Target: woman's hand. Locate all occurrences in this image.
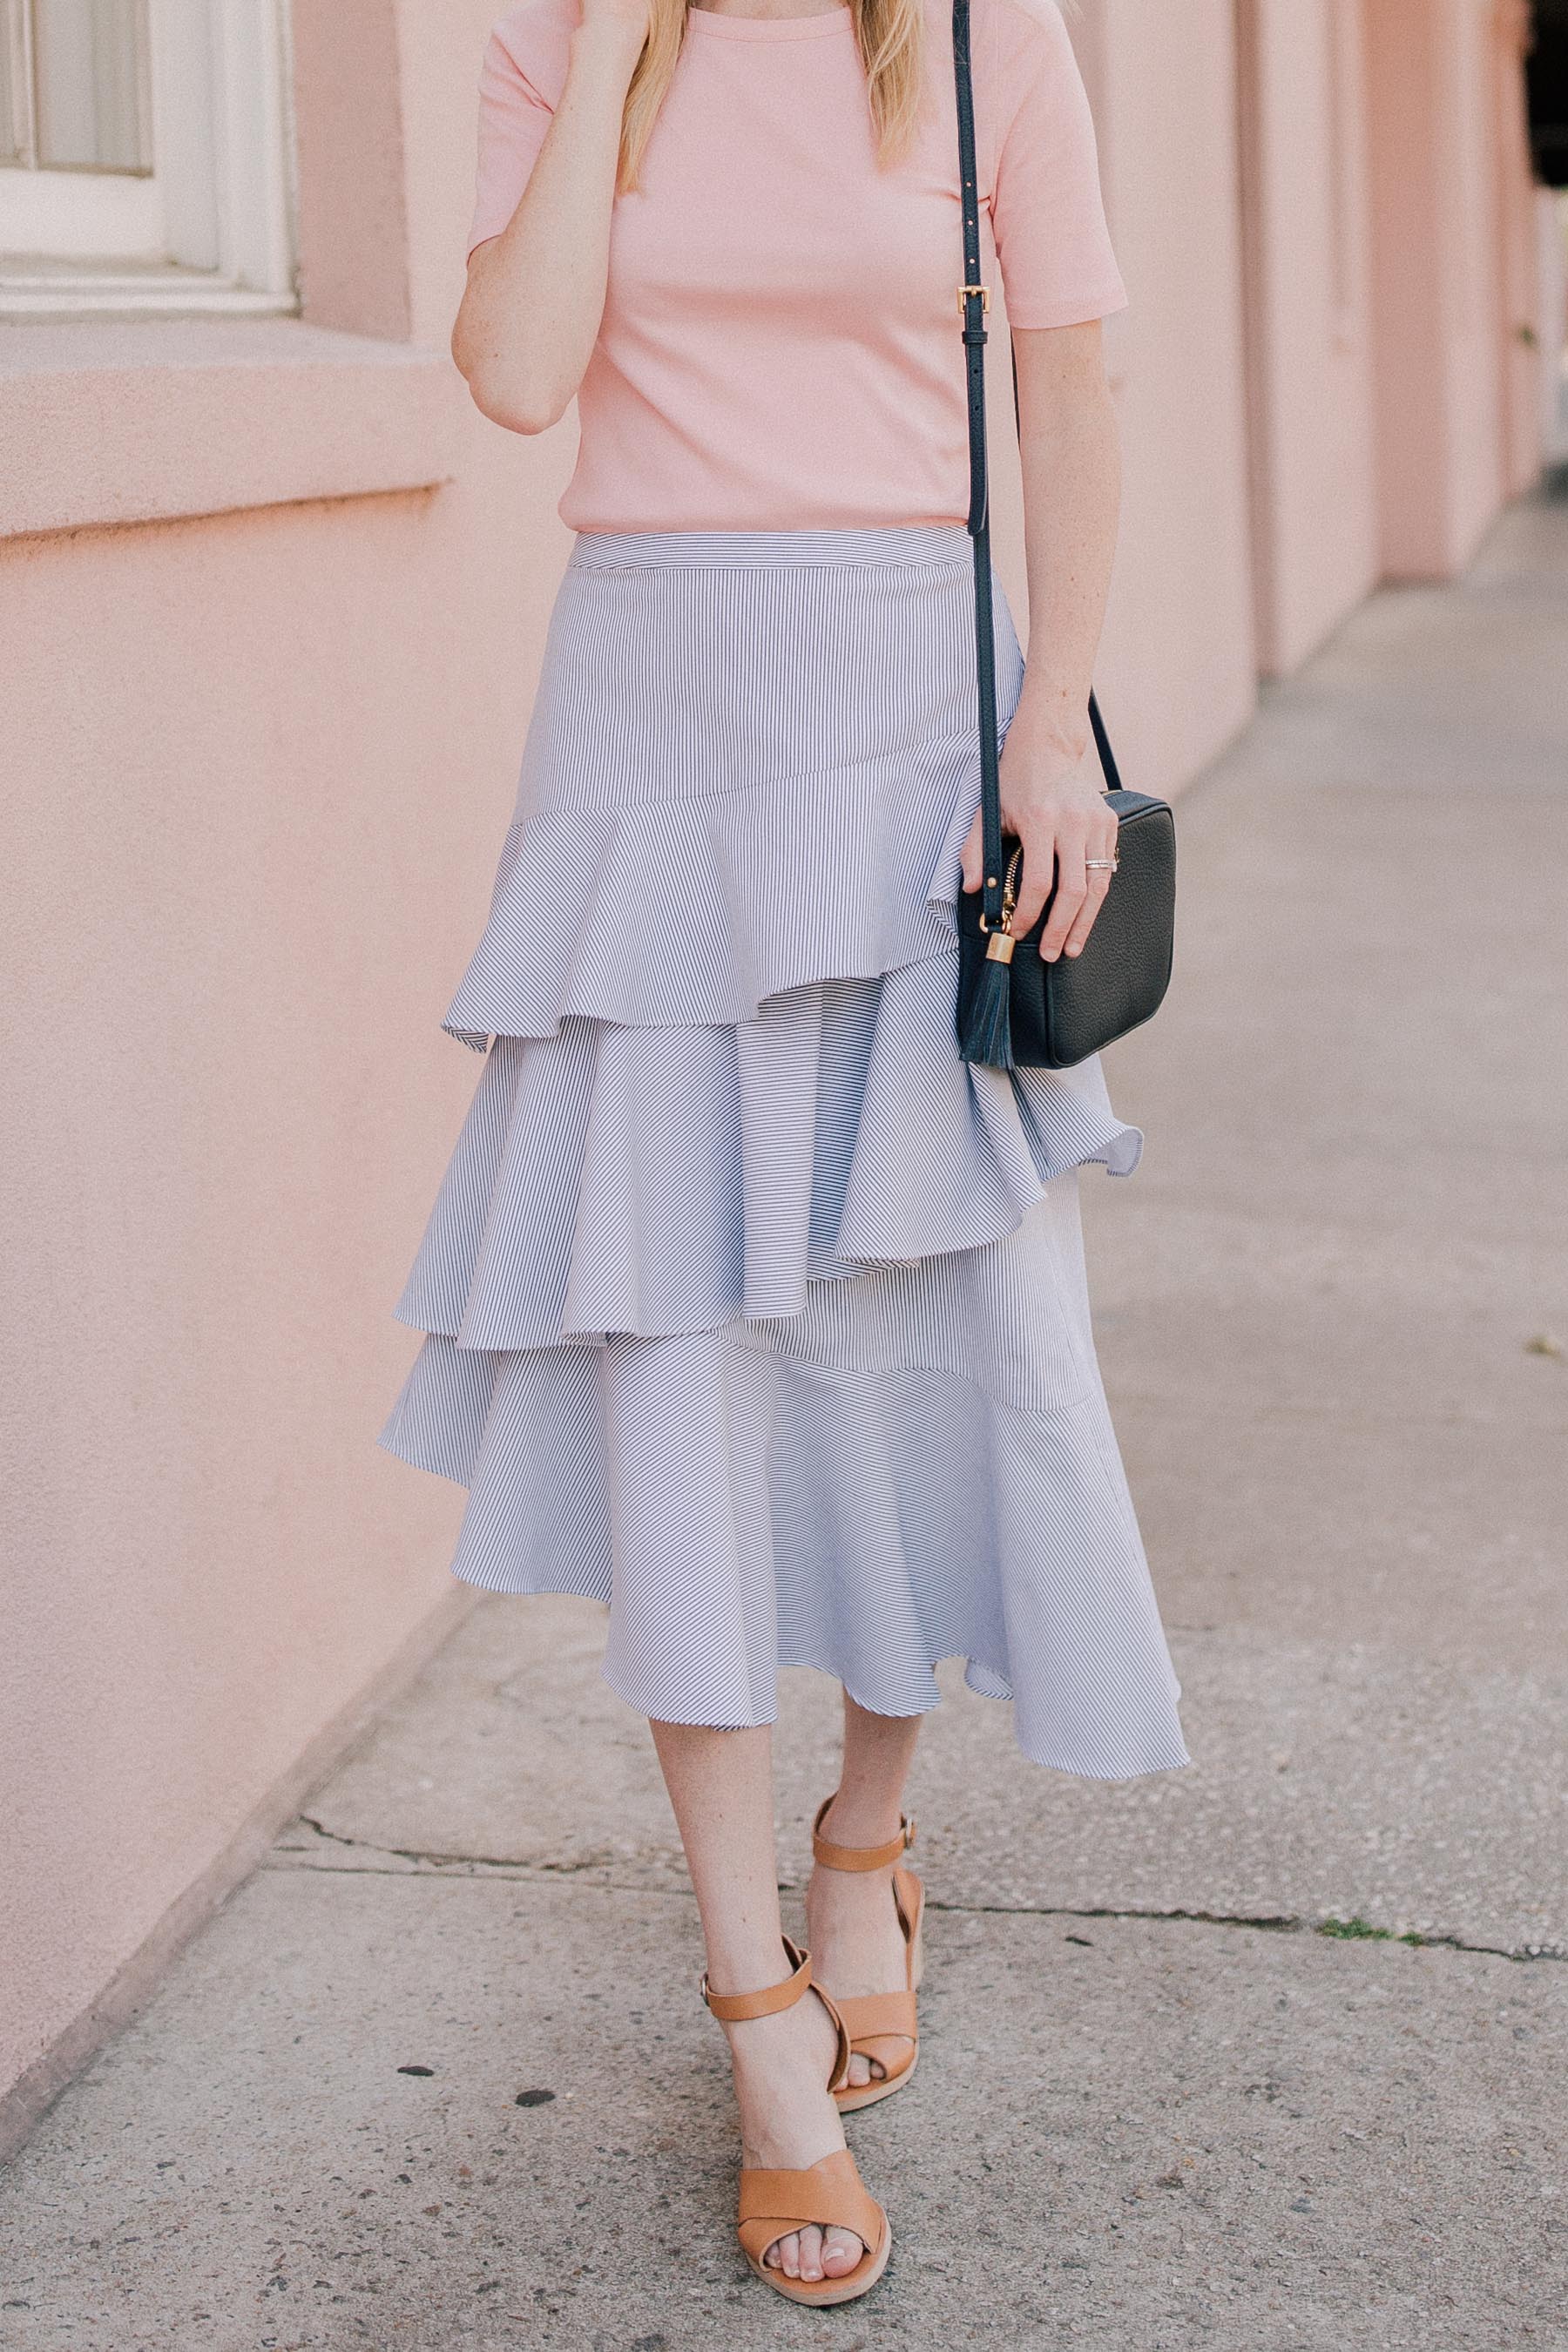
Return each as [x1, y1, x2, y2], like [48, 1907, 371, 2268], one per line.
[452, 2, 649, 434]
[960, 720, 1119, 961]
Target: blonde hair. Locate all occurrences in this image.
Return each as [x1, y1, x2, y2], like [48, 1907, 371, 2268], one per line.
[618, 0, 926, 192]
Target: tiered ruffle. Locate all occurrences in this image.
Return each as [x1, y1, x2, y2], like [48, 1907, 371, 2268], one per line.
[399, 965, 1139, 1355]
[380, 527, 1186, 1776]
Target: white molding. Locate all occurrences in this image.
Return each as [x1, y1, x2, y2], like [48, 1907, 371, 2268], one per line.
[0, 160, 164, 255]
[0, 0, 296, 312]
[209, 0, 293, 296]
[0, 265, 293, 313]
[150, 0, 219, 269]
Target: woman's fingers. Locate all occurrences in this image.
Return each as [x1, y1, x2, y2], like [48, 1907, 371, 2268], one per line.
[1060, 804, 1119, 954]
[1014, 803, 1088, 946]
[962, 796, 1119, 961]
[1009, 821, 1054, 936]
[1032, 826, 1085, 957]
[1015, 804, 1119, 956]
[1062, 862, 1113, 956]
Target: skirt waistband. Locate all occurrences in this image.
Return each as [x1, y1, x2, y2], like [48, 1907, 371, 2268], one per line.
[569, 525, 972, 573]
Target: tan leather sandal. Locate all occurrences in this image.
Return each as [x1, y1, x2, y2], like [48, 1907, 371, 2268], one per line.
[809, 1797, 924, 2113]
[701, 1936, 893, 2306]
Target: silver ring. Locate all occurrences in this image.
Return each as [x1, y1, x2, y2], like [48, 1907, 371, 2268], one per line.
[1085, 857, 1119, 871]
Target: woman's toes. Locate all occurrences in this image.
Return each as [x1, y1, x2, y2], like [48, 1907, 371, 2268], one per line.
[766, 2227, 859, 2285]
[846, 2052, 871, 2088]
[821, 2226, 864, 2278]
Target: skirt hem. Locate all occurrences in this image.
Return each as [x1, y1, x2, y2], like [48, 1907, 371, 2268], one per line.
[597, 1642, 1191, 1781]
[371, 1549, 1190, 1782]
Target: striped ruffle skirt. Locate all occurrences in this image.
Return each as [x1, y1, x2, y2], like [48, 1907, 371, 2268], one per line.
[380, 526, 1187, 1778]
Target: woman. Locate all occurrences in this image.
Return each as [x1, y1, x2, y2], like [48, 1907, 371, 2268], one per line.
[382, 0, 1186, 2306]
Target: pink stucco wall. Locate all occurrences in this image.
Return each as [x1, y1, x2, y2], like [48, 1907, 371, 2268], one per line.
[0, 0, 1548, 2147]
[0, 429, 572, 2144]
[1086, 0, 1259, 790]
[1236, 0, 1381, 674]
[0, 0, 574, 2147]
[1363, 0, 1535, 579]
[987, 0, 1258, 790]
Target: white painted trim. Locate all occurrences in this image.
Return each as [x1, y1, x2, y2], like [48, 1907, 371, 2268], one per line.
[150, 0, 219, 269]
[0, 266, 292, 313]
[0, 0, 296, 313]
[209, 0, 294, 297]
[0, 160, 164, 255]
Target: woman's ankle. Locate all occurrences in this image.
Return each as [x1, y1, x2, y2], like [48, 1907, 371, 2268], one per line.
[817, 1788, 906, 1849]
[702, 1934, 799, 2005]
[725, 1998, 847, 2153]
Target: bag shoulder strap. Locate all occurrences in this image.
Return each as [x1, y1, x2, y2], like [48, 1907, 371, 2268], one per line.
[952, 0, 1117, 939]
[953, 0, 1006, 936]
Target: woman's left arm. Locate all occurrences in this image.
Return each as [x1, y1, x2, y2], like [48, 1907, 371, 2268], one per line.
[960, 321, 1121, 959]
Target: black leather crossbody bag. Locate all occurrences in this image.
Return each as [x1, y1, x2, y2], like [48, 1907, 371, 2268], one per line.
[951, 0, 1175, 1071]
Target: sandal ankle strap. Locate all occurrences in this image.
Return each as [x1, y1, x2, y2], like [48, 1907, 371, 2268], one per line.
[700, 1936, 814, 2023]
[811, 1796, 917, 1875]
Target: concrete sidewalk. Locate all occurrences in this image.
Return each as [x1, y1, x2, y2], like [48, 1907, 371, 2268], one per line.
[3, 496, 1565, 2351]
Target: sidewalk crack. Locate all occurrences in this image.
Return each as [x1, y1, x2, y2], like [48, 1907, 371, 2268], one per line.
[272, 1824, 1564, 1963]
[280, 1816, 653, 1878]
[924, 1897, 1565, 1964]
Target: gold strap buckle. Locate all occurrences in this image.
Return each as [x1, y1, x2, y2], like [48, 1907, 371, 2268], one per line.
[956, 282, 991, 319]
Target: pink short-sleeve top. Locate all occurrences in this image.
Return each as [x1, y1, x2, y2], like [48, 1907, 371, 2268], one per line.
[469, 0, 1125, 534]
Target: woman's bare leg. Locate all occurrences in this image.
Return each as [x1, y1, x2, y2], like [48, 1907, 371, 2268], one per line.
[805, 1694, 923, 2090]
[650, 1719, 864, 2283]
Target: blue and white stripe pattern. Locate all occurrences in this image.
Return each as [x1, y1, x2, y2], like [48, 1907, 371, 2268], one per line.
[381, 528, 1188, 1779]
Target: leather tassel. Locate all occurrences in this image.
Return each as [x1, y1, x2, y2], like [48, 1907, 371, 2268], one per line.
[959, 943, 1015, 1069]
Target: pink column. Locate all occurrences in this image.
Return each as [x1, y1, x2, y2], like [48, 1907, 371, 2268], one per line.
[1084, 0, 1259, 794]
[292, 0, 413, 340]
[1494, 0, 1548, 498]
[1234, 0, 1381, 674]
[1362, 0, 1511, 578]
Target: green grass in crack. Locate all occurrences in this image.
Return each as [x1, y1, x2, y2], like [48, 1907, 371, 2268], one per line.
[1318, 1916, 1425, 1946]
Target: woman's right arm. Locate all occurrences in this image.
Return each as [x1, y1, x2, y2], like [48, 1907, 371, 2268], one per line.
[451, 2, 648, 436]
